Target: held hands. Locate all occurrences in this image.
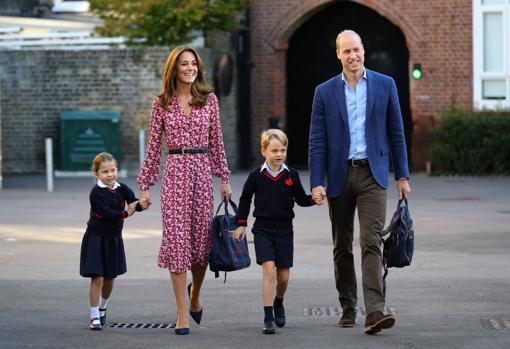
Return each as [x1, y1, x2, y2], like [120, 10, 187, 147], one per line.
[127, 201, 138, 217]
[220, 183, 233, 201]
[397, 179, 411, 199]
[312, 186, 327, 205]
[139, 191, 152, 210]
[233, 226, 246, 242]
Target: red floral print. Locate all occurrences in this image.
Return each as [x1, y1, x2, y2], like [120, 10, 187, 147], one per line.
[137, 93, 230, 273]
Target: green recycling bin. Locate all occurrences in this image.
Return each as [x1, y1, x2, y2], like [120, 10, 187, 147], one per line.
[60, 111, 121, 171]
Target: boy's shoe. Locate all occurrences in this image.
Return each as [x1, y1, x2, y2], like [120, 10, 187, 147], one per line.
[262, 321, 276, 334]
[363, 311, 395, 334]
[89, 318, 101, 331]
[338, 308, 356, 327]
[99, 308, 107, 326]
[273, 299, 286, 327]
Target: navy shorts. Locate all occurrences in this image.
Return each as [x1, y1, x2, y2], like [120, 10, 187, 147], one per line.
[252, 227, 293, 268]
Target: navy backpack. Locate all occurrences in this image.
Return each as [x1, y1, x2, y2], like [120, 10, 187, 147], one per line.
[382, 197, 414, 280]
[209, 199, 251, 282]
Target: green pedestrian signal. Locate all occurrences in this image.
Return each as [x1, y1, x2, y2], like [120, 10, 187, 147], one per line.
[412, 63, 422, 80]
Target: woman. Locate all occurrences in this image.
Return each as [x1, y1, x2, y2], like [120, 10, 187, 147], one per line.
[137, 46, 232, 335]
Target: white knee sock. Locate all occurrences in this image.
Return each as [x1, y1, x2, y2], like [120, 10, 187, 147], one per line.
[99, 297, 109, 310]
[90, 306, 100, 319]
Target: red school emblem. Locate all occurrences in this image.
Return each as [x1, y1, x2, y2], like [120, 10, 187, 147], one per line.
[284, 177, 293, 186]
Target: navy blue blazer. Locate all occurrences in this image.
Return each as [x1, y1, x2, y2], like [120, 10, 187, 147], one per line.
[308, 69, 409, 198]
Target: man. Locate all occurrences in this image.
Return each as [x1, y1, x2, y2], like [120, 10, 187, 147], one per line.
[308, 30, 411, 335]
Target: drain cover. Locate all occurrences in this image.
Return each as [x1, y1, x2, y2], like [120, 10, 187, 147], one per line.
[481, 319, 510, 330]
[108, 323, 174, 329]
[304, 307, 342, 317]
[434, 197, 480, 201]
[304, 306, 395, 317]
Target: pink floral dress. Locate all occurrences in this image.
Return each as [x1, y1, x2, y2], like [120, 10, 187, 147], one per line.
[137, 93, 230, 273]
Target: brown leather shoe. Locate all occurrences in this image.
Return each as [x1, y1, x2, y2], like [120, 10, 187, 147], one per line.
[363, 311, 395, 334]
[338, 308, 356, 327]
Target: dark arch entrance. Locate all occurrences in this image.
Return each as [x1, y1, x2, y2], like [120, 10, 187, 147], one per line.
[286, 0, 412, 168]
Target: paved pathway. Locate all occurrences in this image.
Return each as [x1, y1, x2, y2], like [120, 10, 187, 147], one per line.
[1, 173, 509, 348]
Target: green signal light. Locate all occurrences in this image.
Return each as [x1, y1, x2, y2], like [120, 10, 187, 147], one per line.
[412, 63, 422, 80]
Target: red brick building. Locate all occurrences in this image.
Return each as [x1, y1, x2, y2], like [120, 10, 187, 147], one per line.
[248, 0, 508, 170]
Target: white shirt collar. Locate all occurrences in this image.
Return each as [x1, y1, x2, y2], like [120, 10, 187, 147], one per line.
[97, 180, 121, 189]
[260, 162, 289, 177]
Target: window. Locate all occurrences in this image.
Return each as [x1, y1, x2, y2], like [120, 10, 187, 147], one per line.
[473, 0, 510, 109]
[52, 0, 90, 13]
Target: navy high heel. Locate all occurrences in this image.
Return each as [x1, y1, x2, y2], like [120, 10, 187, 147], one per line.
[174, 327, 190, 335]
[187, 283, 203, 325]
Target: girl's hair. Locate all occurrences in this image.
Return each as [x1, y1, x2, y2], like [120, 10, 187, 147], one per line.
[91, 152, 118, 173]
[158, 46, 212, 110]
[260, 129, 288, 149]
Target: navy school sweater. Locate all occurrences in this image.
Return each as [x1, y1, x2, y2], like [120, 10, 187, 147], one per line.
[86, 183, 143, 237]
[236, 166, 315, 229]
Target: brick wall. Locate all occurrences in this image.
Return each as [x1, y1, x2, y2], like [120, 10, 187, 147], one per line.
[0, 46, 238, 174]
[250, 0, 473, 169]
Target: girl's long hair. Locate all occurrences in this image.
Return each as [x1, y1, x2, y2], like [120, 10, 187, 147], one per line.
[158, 46, 212, 110]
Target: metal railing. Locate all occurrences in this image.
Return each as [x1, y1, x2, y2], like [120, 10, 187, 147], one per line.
[0, 28, 143, 49]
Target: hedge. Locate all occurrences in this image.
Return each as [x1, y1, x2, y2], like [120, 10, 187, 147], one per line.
[430, 107, 510, 176]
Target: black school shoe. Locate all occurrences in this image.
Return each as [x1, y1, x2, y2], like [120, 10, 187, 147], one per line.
[89, 318, 101, 331]
[262, 321, 276, 334]
[99, 308, 107, 326]
[273, 299, 286, 327]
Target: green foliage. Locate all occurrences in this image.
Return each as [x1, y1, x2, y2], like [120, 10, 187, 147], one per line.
[89, 0, 247, 46]
[430, 107, 510, 176]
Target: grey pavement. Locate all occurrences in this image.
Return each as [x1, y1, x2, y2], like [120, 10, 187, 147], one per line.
[1, 172, 510, 348]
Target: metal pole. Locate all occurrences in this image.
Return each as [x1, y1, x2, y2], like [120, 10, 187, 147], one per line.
[0, 75, 3, 190]
[138, 129, 145, 169]
[45, 138, 54, 192]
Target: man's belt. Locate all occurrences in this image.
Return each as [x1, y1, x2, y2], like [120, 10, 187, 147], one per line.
[347, 159, 369, 167]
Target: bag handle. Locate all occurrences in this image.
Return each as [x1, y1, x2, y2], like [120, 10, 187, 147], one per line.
[214, 198, 239, 216]
[382, 197, 408, 237]
[214, 199, 239, 238]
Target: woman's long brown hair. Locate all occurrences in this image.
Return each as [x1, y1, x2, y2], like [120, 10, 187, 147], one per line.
[158, 46, 212, 110]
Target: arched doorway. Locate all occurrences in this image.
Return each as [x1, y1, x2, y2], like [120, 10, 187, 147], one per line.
[286, 0, 412, 168]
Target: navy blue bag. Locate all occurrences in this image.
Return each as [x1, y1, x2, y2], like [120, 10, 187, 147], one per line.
[209, 199, 251, 282]
[382, 198, 414, 279]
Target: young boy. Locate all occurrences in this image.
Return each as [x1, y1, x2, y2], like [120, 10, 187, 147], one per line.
[233, 129, 316, 334]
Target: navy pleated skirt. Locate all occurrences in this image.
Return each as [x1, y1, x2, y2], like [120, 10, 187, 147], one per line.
[80, 231, 127, 278]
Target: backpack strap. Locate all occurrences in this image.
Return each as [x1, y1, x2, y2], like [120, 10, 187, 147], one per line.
[382, 264, 388, 297]
[213, 270, 229, 284]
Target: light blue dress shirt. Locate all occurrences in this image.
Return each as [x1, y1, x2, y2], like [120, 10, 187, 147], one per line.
[342, 70, 368, 160]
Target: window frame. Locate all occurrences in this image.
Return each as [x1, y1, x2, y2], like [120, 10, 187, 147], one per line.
[52, 0, 90, 13]
[473, 0, 510, 109]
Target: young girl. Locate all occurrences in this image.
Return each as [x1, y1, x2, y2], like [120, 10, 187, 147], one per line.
[233, 129, 317, 334]
[80, 152, 143, 330]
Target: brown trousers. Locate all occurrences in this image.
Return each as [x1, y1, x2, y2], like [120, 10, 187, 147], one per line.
[327, 165, 386, 315]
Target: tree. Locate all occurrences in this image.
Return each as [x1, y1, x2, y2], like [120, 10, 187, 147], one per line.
[89, 0, 247, 46]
